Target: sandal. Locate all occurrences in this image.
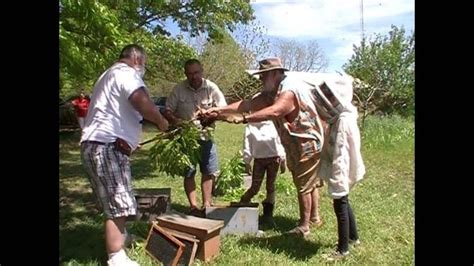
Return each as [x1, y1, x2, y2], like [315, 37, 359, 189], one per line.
[285, 226, 310, 237]
[309, 218, 323, 228]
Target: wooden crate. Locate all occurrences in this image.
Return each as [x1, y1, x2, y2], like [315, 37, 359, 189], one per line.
[134, 188, 171, 222]
[157, 211, 224, 262]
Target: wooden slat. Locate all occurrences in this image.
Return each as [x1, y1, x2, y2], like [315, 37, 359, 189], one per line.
[157, 211, 224, 234]
[161, 227, 200, 242]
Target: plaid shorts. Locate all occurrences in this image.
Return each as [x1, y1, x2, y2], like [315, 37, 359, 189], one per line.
[81, 141, 137, 219]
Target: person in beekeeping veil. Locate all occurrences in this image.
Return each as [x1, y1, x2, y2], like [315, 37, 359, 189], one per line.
[311, 75, 366, 260]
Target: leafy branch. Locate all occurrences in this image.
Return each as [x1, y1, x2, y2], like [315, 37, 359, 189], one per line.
[148, 122, 204, 178]
[214, 152, 246, 201]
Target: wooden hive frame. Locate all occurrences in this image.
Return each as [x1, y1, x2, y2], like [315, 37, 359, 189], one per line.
[144, 222, 185, 266]
[161, 227, 200, 266]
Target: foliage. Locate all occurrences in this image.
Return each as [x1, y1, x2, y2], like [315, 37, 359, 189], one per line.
[344, 25, 415, 118]
[230, 20, 271, 68]
[119, 0, 255, 40]
[361, 115, 414, 150]
[272, 39, 328, 72]
[60, 0, 254, 98]
[226, 72, 262, 102]
[132, 33, 196, 100]
[185, 19, 270, 69]
[148, 122, 203, 178]
[214, 152, 246, 200]
[60, 0, 129, 97]
[275, 175, 296, 196]
[198, 32, 249, 94]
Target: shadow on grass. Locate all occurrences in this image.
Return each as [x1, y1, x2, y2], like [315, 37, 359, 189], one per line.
[130, 149, 159, 180]
[59, 162, 86, 179]
[60, 223, 107, 265]
[272, 214, 301, 233]
[59, 176, 106, 264]
[59, 130, 87, 180]
[59, 185, 99, 223]
[238, 232, 321, 261]
[235, 214, 322, 260]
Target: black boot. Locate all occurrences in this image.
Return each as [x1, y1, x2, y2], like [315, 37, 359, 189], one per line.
[259, 202, 276, 229]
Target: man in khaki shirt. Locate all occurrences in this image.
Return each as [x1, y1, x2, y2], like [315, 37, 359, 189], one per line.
[164, 59, 227, 216]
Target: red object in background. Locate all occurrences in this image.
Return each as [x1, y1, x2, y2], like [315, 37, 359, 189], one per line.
[71, 96, 90, 117]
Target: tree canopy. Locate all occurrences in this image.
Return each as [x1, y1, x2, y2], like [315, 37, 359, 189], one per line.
[60, 0, 254, 97]
[199, 32, 249, 95]
[343, 25, 415, 118]
[272, 39, 328, 72]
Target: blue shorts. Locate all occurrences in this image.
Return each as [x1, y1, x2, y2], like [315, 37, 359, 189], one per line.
[185, 140, 219, 178]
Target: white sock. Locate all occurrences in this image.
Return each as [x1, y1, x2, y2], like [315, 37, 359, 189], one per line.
[108, 248, 126, 260]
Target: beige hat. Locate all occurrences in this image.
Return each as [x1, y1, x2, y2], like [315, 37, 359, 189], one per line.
[252, 57, 289, 75]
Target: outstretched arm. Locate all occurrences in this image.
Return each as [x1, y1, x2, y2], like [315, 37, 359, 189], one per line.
[245, 91, 297, 123]
[204, 91, 276, 119]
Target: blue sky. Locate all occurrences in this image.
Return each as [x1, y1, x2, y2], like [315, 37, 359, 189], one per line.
[165, 0, 414, 73]
[250, 0, 414, 72]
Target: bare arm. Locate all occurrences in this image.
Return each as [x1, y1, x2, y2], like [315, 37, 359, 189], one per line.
[129, 87, 169, 132]
[213, 99, 248, 113]
[248, 91, 276, 112]
[245, 91, 297, 123]
[208, 91, 275, 116]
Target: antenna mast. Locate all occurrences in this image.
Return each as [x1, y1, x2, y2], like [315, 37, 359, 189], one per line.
[360, 0, 365, 41]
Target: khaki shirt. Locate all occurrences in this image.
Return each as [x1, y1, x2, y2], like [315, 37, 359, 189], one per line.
[166, 79, 227, 120]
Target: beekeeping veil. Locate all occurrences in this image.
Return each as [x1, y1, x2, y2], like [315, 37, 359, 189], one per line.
[306, 74, 365, 199]
[310, 75, 358, 124]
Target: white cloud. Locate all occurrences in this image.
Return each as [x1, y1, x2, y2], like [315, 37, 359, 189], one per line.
[251, 0, 414, 71]
[254, 0, 413, 39]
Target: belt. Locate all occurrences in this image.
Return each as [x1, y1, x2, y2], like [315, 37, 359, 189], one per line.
[82, 140, 107, 145]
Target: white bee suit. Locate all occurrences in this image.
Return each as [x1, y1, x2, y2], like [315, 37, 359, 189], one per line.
[308, 75, 366, 199]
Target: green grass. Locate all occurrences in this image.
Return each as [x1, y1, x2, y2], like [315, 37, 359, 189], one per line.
[59, 116, 414, 265]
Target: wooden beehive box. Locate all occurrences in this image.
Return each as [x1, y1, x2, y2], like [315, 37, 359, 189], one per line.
[157, 211, 224, 262]
[134, 188, 171, 222]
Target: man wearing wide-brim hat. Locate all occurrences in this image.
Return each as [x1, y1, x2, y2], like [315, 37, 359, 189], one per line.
[203, 57, 325, 237]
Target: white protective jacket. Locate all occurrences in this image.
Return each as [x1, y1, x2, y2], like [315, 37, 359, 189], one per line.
[308, 75, 366, 199]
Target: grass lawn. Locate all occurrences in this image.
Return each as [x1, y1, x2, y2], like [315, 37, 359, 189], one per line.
[59, 115, 414, 265]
